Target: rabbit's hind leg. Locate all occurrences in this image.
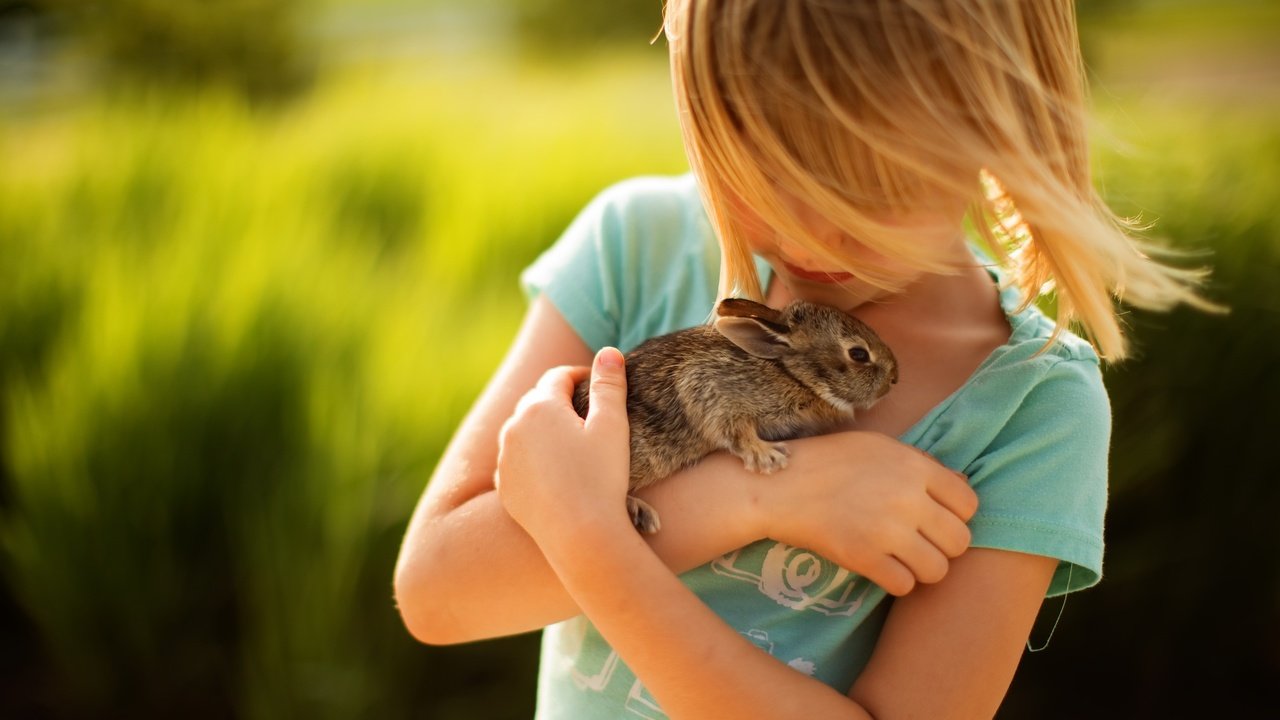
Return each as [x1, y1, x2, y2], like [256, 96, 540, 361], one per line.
[627, 495, 661, 534]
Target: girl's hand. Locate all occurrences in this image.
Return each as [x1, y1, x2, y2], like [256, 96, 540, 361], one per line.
[495, 347, 633, 552]
[753, 432, 978, 596]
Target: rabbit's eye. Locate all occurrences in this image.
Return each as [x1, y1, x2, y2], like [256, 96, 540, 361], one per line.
[848, 347, 871, 363]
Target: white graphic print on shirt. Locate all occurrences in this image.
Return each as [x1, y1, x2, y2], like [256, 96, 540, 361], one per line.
[556, 541, 870, 718]
[712, 542, 874, 616]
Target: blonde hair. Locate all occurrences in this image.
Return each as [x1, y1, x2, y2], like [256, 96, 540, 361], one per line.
[665, 0, 1213, 360]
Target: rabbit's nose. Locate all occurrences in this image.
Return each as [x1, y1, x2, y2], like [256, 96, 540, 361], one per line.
[889, 365, 899, 385]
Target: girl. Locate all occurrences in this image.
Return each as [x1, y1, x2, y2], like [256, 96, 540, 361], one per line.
[395, 1, 1209, 717]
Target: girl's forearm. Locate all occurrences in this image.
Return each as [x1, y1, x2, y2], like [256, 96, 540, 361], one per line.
[395, 489, 575, 644]
[395, 453, 767, 645]
[399, 430, 974, 645]
[540, 516, 873, 720]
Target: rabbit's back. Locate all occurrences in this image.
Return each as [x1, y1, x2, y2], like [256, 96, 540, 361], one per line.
[573, 325, 819, 489]
[573, 326, 729, 488]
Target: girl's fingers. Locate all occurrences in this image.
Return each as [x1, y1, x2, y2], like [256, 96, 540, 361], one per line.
[862, 554, 917, 597]
[510, 365, 590, 424]
[533, 364, 591, 399]
[895, 533, 950, 586]
[584, 348, 628, 433]
[926, 468, 979, 522]
[919, 503, 973, 559]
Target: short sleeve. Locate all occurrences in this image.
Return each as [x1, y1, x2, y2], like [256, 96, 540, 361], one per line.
[519, 174, 721, 354]
[964, 358, 1111, 596]
[519, 187, 628, 351]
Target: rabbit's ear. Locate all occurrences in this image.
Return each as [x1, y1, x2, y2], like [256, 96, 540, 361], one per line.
[716, 298, 784, 324]
[715, 316, 792, 358]
[715, 300, 792, 358]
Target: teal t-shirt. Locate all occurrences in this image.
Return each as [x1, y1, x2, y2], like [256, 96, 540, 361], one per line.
[520, 174, 1110, 720]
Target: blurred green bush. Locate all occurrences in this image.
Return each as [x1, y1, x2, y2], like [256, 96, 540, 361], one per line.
[34, 0, 313, 101]
[0, 59, 686, 718]
[510, 0, 663, 53]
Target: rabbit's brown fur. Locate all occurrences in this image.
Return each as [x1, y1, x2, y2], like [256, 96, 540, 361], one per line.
[572, 298, 898, 533]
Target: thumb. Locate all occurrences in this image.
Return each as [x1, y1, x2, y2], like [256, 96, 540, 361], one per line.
[585, 347, 629, 433]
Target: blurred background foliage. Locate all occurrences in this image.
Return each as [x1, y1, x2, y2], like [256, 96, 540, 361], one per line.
[30, 0, 315, 101]
[0, 0, 1276, 718]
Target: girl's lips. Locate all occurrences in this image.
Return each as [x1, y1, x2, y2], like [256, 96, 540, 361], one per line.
[781, 261, 855, 284]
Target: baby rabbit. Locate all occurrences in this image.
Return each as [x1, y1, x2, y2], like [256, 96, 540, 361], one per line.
[572, 298, 898, 534]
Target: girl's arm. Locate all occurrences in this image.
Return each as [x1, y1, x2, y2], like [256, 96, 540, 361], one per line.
[499, 351, 1054, 719]
[394, 297, 975, 644]
[848, 547, 1056, 718]
[393, 296, 604, 643]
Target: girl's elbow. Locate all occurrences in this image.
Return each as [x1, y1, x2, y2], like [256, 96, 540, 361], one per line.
[396, 603, 458, 646]
[393, 554, 466, 646]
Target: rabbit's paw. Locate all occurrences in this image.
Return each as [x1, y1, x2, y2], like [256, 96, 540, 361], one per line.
[741, 440, 790, 475]
[627, 495, 661, 534]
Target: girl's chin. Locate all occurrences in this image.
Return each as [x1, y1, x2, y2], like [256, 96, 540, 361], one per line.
[778, 275, 894, 310]
[779, 261, 856, 284]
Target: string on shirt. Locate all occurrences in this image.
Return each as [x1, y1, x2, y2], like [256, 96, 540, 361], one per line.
[1026, 563, 1072, 653]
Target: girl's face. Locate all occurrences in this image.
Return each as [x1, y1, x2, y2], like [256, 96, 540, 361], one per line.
[729, 191, 969, 310]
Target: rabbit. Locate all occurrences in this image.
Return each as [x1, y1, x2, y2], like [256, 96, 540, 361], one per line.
[572, 297, 898, 534]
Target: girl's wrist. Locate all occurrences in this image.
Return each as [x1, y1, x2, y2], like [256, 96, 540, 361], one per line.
[750, 430, 869, 542]
[680, 450, 775, 543]
[539, 512, 657, 589]
[529, 507, 637, 567]
[742, 464, 777, 541]
[747, 435, 826, 541]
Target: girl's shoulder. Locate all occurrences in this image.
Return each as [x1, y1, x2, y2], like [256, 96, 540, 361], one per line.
[554, 173, 715, 284]
[964, 277, 1105, 421]
[997, 287, 1101, 368]
[971, 243, 1100, 366]
[585, 173, 711, 247]
[522, 174, 722, 351]
[592, 172, 704, 211]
